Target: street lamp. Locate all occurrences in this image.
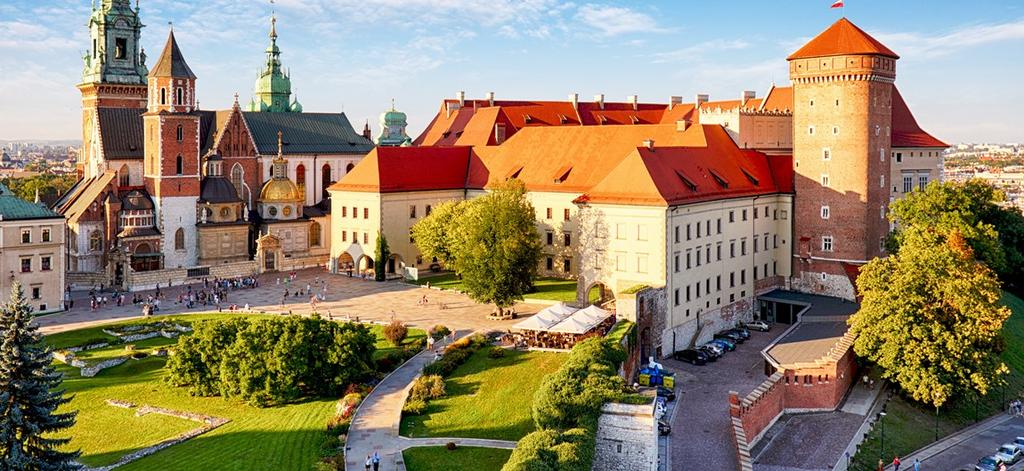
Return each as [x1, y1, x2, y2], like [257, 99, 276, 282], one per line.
[878, 411, 888, 462]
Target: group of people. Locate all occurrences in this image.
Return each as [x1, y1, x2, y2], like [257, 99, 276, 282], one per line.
[1010, 399, 1024, 416]
[364, 451, 381, 471]
[883, 456, 921, 471]
[279, 275, 331, 308]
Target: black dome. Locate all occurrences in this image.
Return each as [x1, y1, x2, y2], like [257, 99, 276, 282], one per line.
[122, 189, 154, 210]
[200, 176, 241, 203]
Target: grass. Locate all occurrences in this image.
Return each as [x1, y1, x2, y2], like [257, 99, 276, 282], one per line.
[47, 313, 423, 469]
[403, 446, 513, 471]
[606, 320, 635, 345]
[400, 348, 566, 441]
[851, 291, 1024, 470]
[413, 273, 582, 303]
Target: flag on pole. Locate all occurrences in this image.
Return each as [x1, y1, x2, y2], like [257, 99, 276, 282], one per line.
[831, 0, 845, 8]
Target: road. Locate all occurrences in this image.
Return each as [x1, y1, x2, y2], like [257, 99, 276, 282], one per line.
[909, 415, 1024, 471]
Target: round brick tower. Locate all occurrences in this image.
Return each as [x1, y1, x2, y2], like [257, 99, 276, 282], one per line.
[788, 18, 898, 299]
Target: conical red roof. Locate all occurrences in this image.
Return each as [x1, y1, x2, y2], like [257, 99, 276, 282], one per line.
[788, 18, 898, 60]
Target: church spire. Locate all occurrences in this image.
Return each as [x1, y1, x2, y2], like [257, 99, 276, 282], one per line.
[248, 11, 298, 113]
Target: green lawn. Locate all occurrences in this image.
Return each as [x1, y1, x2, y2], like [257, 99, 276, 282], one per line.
[47, 314, 423, 469]
[851, 291, 1024, 470]
[400, 349, 566, 441]
[403, 446, 512, 471]
[413, 273, 581, 303]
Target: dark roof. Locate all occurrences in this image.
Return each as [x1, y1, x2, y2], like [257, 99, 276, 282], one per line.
[200, 176, 241, 203]
[151, 30, 197, 79]
[121, 189, 154, 210]
[197, 110, 217, 154]
[118, 226, 161, 238]
[759, 290, 860, 367]
[0, 183, 63, 220]
[98, 108, 146, 159]
[242, 112, 374, 155]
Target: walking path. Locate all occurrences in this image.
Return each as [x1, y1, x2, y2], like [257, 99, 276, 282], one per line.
[344, 331, 517, 471]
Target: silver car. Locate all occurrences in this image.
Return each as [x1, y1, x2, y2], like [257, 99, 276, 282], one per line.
[995, 443, 1022, 464]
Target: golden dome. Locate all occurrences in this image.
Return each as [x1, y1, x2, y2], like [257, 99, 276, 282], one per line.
[259, 178, 302, 202]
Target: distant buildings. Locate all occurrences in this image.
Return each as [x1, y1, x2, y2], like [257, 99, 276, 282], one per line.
[0, 183, 65, 313]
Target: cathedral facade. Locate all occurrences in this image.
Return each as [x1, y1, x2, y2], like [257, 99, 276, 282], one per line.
[55, 0, 374, 290]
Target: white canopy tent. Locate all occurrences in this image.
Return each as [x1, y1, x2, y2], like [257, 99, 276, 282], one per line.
[548, 305, 614, 334]
[513, 303, 579, 331]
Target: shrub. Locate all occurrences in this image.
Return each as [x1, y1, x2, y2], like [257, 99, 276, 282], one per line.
[488, 347, 506, 359]
[383, 320, 409, 347]
[403, 398, 428, 415]
[319, 434, 342, 458]
[335, 393, 363, 418]
[410, 375, 446, 402]
[446, 441, 457, 451]
[131, 352, 148, 360]
[314, 457, 343, 471]
[429, 325, 451, 341]
[326, 415, 351, 436]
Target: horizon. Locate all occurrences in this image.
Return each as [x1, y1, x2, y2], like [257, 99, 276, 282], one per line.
[1, 0, 1022, 143]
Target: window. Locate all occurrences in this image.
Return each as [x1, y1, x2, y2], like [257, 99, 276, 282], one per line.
[31, 287, 41, 300]
[674, 289, 680, 306]
[175, 155, 184, 175]
[808, 126, 815, 135]
[637, 225, 648, 241]
[21, 258, 31, 273]
[742, 209, 748, 221]
[176, 124, 183, 142]
[296, 164, 306, 188]
[730, 272, 735, 288]
[563, 233, 571, 247]
[321, 164, 332, 200]
[673, 226, 679, 243]
[880, 175, 885, 189]
[160, 87, 166, 105]
[903, 175, 913, 193]
[89, 230, 102, 252]
[615, 254, 626, 271]
[231, 164, 244, 199]
[729, 240, 736, 258]
[673, 253, 680, 273]
[342, 207, 348, 218]
[822, 148, 831, 161]
[342, 231, 347, 242]
[410, 205, 417, 218]
[686, 224, 692, 240]
[21, 229, 30, 244]
[741, 238, 747, 256]
[741, 269, 746, 284]
[880, 205, 886, 219]
[918, 175, 929, 191]
[42, 228, 50, 242]
[546, 208, 552, 219]
[426, 205, 432, 216]
[754, 266, 758, 280]
[546, 257, 553, 270]
[822, 236, 834, 252]
[115, 37, 127, 59]
[363, 233, 368, 244]
[729, 211, 735, 223]
[716, 243, 722, 261]
[821, 206, 830, 219]
[880, 148, 885, 162]
[686, 250, 692, 269]
[615, 224, 625, 240]
[686, 285, 691, 302]
[754, 238, 759, 253]
[363, 208, 369, 219]
[563, 258, 571, 273]
[41, 256, 51, 271]
[895, 152, 903, 163]
[832, 126, 839, 135]
[546, 232, 553, 245]
[716, 275, 721, 291]
[875, 125, 880, 136]
[716, 218, 722, 234]
[564, 208, 570, 221]
[821, 174, 830, 187]
[176, 87, 184, 106]
[696, 223, 701, 238]
[174, 228, 185, 250]
[310, 222, 321, 247]
[696, 250, 701, 267]
[352, 207, 357, 218]
[809, 100, 814, 107]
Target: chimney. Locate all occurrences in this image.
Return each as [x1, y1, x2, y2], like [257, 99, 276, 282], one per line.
[628, 95, 638, 111]
[676, 119, 691, 132]
[741, 90, 756, 106]
[695, 94, 709, 107]
[642, 139, 655, 151]
[457, 90, 465, 107]
[569, 93, 579, 110]
[594, 94, 605, 110]
[669, 96, 682, 110]
[485, 91, 495, 107]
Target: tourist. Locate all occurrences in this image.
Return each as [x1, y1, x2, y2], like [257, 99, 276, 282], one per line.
[892, 456, 901, 471]
[877, 459, 884, 471]
[914, 458, 921, 471]
[372, 451, 380, 471]
[365, 455, 372, 471]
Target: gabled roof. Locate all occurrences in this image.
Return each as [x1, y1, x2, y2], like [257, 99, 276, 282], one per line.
[151, 30, 197, 79]
[759, 85, 793, 113]
[329, 146, 486, 193]
[0, 183, 63, 221]
[97, 108, 146, 159]
[242, 112, 374, 155]
[61, 171, 117, 224]
[788, 18, 898, 60]
[891, 87, 947, 148]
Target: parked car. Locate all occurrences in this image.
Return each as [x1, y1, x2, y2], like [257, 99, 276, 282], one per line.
[743, 320, 771, 332]
[656, 386, 676, 402]
[701, 342, 725, 356]
[996, 443, 1022, 464]
[658, 420, 671, 436]
[976, 455, 1004, 471]
[697, 345, 721, 361]
[1014, 436, 1024, 449]
[709, 338, 736, 352]
[727, 327, 751, 340]
[673, 349, 708, 365]
[714, 331, 745, 344]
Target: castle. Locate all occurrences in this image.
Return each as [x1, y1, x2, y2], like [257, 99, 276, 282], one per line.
[55, 0, 376, 289]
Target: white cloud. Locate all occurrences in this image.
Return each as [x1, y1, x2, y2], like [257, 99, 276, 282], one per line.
[874, 19, 1024, 59]
[651, 39, 750, 64]
[574, 4, 664, 37]
[0, 21, 78, 51]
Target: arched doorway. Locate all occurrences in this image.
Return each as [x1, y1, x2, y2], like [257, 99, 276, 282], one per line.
[346, 162, 355, 174]
[356, 254, 374, 276]
[640, 326, 652, 362]
[387, 254, 404, 275]
[337, 253, 355, 274]
[586, 282, 612, 306]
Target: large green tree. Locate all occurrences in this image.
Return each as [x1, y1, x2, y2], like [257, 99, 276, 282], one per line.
[413, 180, 543, 313]
[850, 229, 1010, 408]
[0, 283, 80, 469]
[1, 174, 77, 204]
[373, 232, 390, 282]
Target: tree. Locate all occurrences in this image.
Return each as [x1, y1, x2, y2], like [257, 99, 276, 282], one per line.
[382, 320, 408, 347]
[849, 229, 1010, 408]
[1, 174, 77, 204]
[414, 180, 542, 314]
[373, 232, 390, 282]
[0, 282, 80, 469]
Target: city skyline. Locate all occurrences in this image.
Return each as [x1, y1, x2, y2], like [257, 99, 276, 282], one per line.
[1, 0, 1022, 142]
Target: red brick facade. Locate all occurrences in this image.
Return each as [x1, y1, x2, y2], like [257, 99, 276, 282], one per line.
[78, 83, 148, 169]
[215, 107, 261, 207]
[143, 113, 201, 199]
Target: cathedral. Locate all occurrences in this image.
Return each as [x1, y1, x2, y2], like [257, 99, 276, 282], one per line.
[55, 0, 376, 290]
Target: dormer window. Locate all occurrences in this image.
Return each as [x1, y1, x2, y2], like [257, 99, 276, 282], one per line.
[709, 169, 729, 188]
[553, 166, 572, 184]
[740, 168, 760, 186]
[676, 170, 697, 192]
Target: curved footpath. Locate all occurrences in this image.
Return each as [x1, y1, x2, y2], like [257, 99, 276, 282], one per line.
[344, 332, 517, 471]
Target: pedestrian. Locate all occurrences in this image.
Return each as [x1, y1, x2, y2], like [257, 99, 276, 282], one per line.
[372, 451, 380, 471]
[892, 455, 901, 471]
[913, 458, 921, 471]
[364, 455, 371, 471]
[999, 462, 1007, 471]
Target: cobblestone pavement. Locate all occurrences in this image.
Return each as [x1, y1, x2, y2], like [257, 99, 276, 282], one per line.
[664, 328, 786, 471]
[36, 268, 546, 335]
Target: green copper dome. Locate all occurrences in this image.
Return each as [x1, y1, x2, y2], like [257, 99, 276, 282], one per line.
[248, 14, 300, 113]
[376, 100, 412, 147]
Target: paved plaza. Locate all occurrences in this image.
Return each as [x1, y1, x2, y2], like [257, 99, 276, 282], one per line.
[36, 268, 547, 336]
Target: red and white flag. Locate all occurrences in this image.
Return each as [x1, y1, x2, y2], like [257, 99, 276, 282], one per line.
[831, 0, 845, 8]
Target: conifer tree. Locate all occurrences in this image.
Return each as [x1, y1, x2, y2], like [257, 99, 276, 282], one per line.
[0, 282, 80, 469]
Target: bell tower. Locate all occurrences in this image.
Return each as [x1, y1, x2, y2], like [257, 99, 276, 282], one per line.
[247, 13, 301, 113]
[143, 29, 201, 268]
[789, 18, 898, 299]
[78, 0, 150, 177]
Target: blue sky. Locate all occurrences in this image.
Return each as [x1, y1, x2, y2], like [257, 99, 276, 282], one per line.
[1, 0, 1022, 143]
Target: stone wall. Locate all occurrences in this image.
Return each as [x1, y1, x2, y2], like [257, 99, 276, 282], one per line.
[81, 357, 128, 377]
[593, 402, 658, 471]
[275, 253, 329, 273]
[127, 260, 258, 291]
[789, 270, 856, 301]
[67, 271, 109, 291]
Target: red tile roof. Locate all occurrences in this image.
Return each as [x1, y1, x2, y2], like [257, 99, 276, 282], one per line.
[788, 18, 898, 60]
[577, 126, 792, 206]
[891, 87, 947, 148]
[759, 85, 793, 113]
[328, 146, 486, 193]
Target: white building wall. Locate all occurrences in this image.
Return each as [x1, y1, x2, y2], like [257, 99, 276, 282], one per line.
[157, 196, 198, 268]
